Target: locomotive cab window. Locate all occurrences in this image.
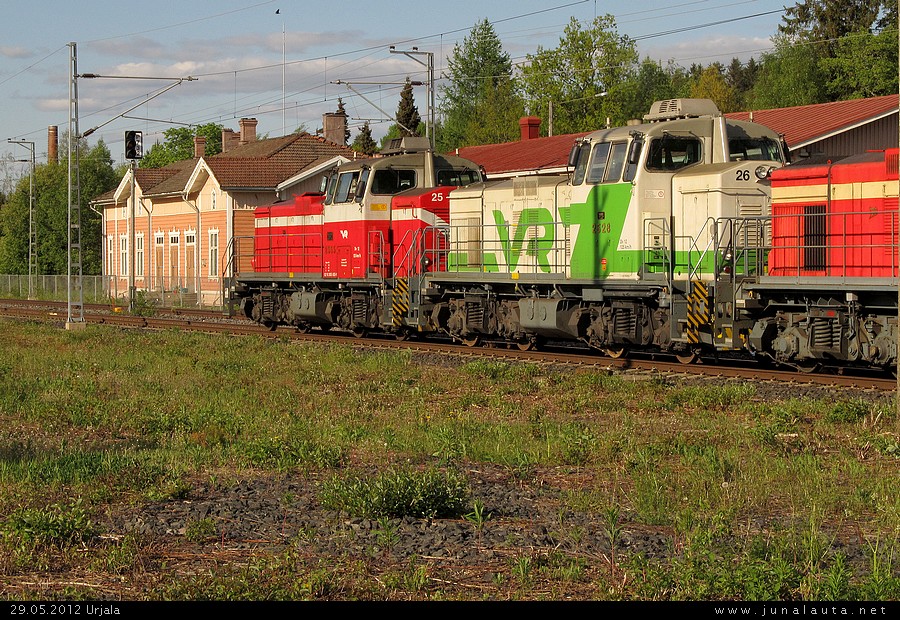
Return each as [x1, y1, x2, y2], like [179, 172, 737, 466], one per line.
[728, 137, 783, 163]
[582, 142, 632, 184]
[571, 142, 592, 185]
[585, 143, 611, 183]
[603, 142, 629, 183]
[437, 169, 481, 186]
[332, 170, 361, 203]
[371, 169, 417, 195]
[646, 136, 701, 171]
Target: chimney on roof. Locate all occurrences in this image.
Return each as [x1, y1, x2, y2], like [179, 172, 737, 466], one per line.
[193, 135, 207, 159]
[239, 118, 258, 145]
[221, 128, 240, 153]
[322, 112, 347, 146]
[48, 125, 58, 164]
[519, 116, 541, 141]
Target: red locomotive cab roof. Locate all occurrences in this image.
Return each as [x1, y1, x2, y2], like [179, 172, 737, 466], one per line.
[391, 186, 454, 211]
[771, 148, 899, 188]
[770, 161, 834, 186]
[255, 192, 325, 218]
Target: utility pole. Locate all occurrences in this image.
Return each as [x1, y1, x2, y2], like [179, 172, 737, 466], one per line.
[389, 47, 434, 149]
[8, 139, 35, 299]
[67, 42, 84, 329]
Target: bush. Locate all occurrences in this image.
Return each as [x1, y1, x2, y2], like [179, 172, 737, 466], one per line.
[318, 467, 470, 519]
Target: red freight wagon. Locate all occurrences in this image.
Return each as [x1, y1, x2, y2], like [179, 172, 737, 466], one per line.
[769, 149, 899, 278]
[254, 193, 324, 274]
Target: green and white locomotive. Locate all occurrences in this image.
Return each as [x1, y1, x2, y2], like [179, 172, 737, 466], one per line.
[422, 98, 788, 360]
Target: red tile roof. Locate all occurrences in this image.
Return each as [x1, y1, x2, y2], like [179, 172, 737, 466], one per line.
[726, 95, 898, 149]
[453, 132, 588, 177]
[457, 96, 898, 176]
[208, 133, 355, 189]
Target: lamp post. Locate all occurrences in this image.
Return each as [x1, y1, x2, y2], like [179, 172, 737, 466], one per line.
[8, 139, 35, 299]
[389, 46, 434, 149]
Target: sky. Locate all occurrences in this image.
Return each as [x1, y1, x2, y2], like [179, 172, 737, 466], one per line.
[0, 0, 789, 170]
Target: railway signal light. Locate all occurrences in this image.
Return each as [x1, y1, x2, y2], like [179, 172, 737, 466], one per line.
[124, 130, 143, 160]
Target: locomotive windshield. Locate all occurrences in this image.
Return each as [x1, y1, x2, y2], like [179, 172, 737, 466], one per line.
[330, 170, 362, 203]
[572, 141, 631, 185]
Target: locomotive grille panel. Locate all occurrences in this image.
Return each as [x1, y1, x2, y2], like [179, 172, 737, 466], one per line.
[461, 218, 482, 266]
[803, 205, 827, 271]
[613, 308, 637, 337]
[513, 177, 539, 199]
[466, 302, 485, 329]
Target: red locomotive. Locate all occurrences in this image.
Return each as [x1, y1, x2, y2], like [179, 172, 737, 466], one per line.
[744, 148, 898, 372]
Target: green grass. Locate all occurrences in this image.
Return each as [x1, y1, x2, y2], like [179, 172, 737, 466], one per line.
[0, 320, 897, 601]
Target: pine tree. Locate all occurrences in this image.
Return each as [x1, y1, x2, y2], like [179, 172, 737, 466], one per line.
[335, 98, 351, 145]
[396, 78, 422, 138]
[351, 121, 378, 156]
[439, 19, 514, 151]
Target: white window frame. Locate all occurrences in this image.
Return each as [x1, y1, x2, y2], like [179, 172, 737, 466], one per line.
[119, 234, 128, 276]
[135, 233, 144, 278]
[107, 236, 115, 277]
[208, 229, 219, 278]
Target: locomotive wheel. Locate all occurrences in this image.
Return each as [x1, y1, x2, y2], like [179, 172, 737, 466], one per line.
[395, 330, 416, 342]
[461, 334, 481, 347]
[675, 351, 699, 364]
[294, 323, 312, 334]
[604, 346, 627, 359]
[262, 320, 278, 332]
[516, 340, 535, 351]
[795, 361, 821, 373]
[352, 326, 368, 339]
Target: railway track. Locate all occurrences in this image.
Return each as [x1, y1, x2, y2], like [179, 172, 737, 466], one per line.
[1, 298, 896, 393]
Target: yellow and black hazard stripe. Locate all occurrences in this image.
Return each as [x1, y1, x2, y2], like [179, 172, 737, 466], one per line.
[392, 278, 409, 326]
[685, 280, 710, 344]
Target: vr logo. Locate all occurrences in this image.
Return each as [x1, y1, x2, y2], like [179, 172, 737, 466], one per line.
[340, 230, 349, 239]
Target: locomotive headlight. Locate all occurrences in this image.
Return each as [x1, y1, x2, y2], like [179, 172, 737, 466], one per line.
[755, 165, 774, 180]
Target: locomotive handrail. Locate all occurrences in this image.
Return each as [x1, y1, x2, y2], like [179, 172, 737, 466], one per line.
[441, 220, 570, 275]
[392, 225, 450, 277]
[367, 229, 387, 282]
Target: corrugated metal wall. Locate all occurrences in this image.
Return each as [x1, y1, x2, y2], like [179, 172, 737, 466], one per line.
[801, 114, 898, 158]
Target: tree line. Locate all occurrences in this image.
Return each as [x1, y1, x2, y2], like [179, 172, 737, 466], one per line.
[0, 0, 896, 274]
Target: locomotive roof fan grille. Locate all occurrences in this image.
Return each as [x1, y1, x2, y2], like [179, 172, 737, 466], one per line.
[644, 98, 721, 123]
[382, 136, 432, 155]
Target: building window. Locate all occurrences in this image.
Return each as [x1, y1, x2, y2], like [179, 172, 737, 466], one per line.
[208, 230, 219, 278]
[155, 234, 165, 290]
[135, 234, 144, 278]
[107, 236, 115, 276]
[169, 232, 180, 290]
[119, 234, 128, 275]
